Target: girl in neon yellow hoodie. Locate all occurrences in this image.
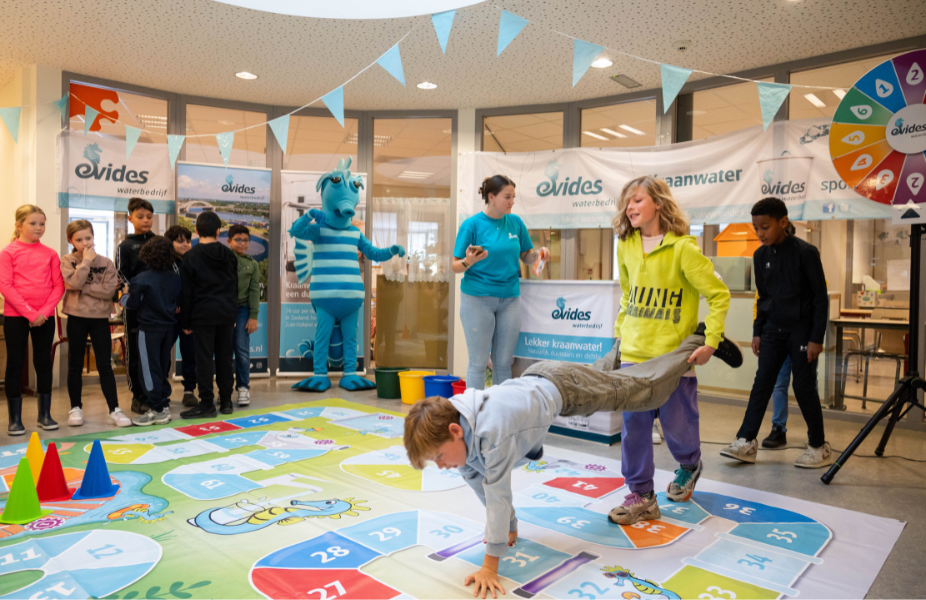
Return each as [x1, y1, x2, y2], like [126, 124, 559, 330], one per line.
[609, 176, 730, 526]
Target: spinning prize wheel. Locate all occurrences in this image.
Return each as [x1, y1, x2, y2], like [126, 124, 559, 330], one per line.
[830, 49, 926, 212]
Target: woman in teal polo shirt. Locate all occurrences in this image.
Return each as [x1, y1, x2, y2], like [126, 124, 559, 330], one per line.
[453, 175, 548, 390]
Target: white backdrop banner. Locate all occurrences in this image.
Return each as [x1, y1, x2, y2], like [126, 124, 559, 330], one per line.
[514, 280, 620, 363]
[459, 118, 892, 228]
[57, 130, 175, 213]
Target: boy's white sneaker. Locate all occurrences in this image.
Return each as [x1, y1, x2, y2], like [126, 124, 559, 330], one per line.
[132, 408, 171, 427]
[108, 408, 133, 428]
[795, 442, 835, 468]
[67, 407, 83, 427]
[720, 438, 757, 463]
[237, 388, 250, 406]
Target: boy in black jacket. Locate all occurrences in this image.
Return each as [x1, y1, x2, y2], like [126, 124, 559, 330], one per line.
[722, 197, 833, 468]
[116, 197, 157, 414]
[179, 212, 239, 419]
[122, 236, 181, 426]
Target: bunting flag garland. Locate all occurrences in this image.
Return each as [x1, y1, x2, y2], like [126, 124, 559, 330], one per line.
[377, 44, 406, 87]
[660, 64, 693, 112]
[53, 94, 69, 123]
[0, 107, 21, 144]
[431, 10, 455, 54]
[572, 39, 604, 87]
[322, 86, 345, 128]
[757, 81, 793, 131]
[268, 115, 290, 154]
[125, 126, 142, 158]
[497, 10, 529, 57]
[83, 106, 98, 136]
[216, 131, 235, 167]
[167, 134, 185, 169]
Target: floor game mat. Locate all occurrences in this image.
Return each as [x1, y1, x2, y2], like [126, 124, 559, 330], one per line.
[0, 400, 904, 599]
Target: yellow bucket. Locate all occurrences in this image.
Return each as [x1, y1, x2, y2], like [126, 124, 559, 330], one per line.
[398, 371, 435, 405]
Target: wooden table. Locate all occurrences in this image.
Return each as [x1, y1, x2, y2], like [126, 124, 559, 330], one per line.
[832, 318, 910, 410]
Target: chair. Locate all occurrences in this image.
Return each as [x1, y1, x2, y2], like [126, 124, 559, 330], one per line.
[51, 307, 127, 382]
[841, 311, 908, 409]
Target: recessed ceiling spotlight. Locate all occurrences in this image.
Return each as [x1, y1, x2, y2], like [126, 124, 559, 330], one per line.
[804, 93, 826, 108]
[600, 128, 627, 138]
[583, 131, 608, 141]
[591, 58, 613, 69]
[619, 124, 645, 135]
[236, 71, 258, 80]
[417, 81, 437, 89]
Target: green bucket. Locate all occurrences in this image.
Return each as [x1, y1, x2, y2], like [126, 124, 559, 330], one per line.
[374, 367, 409, 399]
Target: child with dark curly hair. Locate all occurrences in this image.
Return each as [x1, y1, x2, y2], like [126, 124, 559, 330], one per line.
[121, 236, 181, 426]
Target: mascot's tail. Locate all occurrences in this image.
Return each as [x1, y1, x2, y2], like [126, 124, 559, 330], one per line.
[293, 238, 313, 284]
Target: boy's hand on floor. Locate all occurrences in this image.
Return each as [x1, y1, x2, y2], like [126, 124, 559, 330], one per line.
[752, 336, 761, 356]
[687, 345, 715, 365]
[465, 568, 506, 599]
[807, 342, 823, 362]
[246, 318, 258, 334]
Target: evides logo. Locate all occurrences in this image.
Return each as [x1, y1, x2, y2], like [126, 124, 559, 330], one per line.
[552, 296, 591, 321]
[761, 168, 805, 195]
[75, 143, 149, 183]
[536, 159, 604, 197]
[891, 117, 926, 136]
[222, 174, 256, 194]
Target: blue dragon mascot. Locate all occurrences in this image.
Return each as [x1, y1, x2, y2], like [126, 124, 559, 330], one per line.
[289, 157, 405, 392]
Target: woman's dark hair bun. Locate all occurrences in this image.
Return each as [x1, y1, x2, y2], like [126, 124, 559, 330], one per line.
[479, 175, 515, 204]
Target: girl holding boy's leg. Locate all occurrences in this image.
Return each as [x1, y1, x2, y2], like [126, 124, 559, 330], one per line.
[609, 177, 730, 526]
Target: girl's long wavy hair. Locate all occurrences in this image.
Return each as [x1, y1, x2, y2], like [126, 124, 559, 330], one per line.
[612, 176, 689, 241]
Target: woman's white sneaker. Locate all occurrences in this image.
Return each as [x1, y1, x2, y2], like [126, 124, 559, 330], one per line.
[67, 407, 83, 427]
[795, 442, 835, 468]
[720, 438, 757, 463]
[109, 408, 133, 428]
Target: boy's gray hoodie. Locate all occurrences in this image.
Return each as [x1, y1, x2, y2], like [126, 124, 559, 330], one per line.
[449, 377, 561, 558]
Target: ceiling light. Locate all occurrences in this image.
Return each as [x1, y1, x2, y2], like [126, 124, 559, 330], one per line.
[417, 81, 437, 90]
[344, 133, 391, 146]
[611, 74, 642, 88]
[583, 131, 609, 141]
[619, 124, 645, 135]
[833, 89, 847, 99]
[236, 71, 258, 80]
[212, 0, 484, 19]
[804, 93, 826, 108]
[218, 120, 235, 125]
[398, 171, 433, 179]
[600, 128, 627, 138]
[591, 58, 613, 69]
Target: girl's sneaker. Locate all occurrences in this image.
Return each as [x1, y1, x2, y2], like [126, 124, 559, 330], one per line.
[607, 492, 660, 525]
[67, 407, 83, 427]
[108, 408, 133, 428]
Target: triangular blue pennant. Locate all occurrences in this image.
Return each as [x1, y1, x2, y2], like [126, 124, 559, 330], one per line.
[322, 87, 345, 128]
[125, 126, 142, 158]
[84, 106, 98, 135]
[269, 115, 290, 154]
[167, 135, 185, 169]
[53, 94, 69, 123]
[216, 131, 235, 167]
[497, 10, 528, 57]
[661, 64, 692, 113]
[377, 44, 406, 87]
[757, 81, 793, 131]
[431, 10, 455, 54]
[0, 107, 21, 144]
[573, 39, 604, 87]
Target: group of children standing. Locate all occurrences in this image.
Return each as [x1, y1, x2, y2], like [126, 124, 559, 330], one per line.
[2, 197, 260, 435]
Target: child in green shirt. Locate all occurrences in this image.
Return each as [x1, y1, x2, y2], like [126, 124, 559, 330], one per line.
[227, 224, 260, 406]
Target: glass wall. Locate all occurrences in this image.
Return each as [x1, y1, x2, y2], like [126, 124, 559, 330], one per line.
[788, 54, 900, 121]
[483, 112, 563, 152]
[185, 105, 267, 168]
[580, 99, 657, 148]
[691, 79, 773, 140]
[282, 115, 359, 172]
[372, 118, 453, 370]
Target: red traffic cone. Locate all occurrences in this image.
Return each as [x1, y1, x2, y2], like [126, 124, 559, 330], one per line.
[37, 442, 74, 502]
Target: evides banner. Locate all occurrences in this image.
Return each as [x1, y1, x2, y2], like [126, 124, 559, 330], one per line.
[57, 130, 175, 213]
[459, 118, 893, 228]
[278, 171, 367, 376]
[514, 280, 620, 363]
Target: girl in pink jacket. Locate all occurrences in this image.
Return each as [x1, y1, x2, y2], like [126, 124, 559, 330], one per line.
[0, 205, 65, 435]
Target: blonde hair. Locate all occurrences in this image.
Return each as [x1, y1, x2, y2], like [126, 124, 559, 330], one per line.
[403, 396, 461, 470]
[12, 204, 46, 242]
[612, 176, 689, 241]
[66, 219, 94, 243]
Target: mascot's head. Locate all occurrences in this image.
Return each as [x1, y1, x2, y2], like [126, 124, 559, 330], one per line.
[317, 157, 364, 230]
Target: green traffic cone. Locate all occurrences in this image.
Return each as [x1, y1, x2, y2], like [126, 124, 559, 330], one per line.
[0, 458, 53, 525]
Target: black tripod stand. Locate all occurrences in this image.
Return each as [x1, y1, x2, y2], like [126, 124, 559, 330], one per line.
[822, 223, 925, 484]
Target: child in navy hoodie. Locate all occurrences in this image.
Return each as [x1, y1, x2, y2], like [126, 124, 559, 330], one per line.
[122, 236, 181, 426]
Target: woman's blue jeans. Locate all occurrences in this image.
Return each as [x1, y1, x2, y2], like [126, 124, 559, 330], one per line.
[460, 293, 521, 390]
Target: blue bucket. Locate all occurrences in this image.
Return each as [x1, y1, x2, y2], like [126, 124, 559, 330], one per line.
[423, 375, 461, 398]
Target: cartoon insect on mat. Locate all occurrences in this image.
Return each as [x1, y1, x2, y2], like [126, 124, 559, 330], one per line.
[189, 496, 370, 535]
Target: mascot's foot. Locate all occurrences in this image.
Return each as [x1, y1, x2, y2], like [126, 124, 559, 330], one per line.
[292, 376, 332, 392]
[339, 375, 376, 391]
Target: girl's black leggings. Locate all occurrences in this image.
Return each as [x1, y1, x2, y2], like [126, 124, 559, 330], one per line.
[4, 316, 55, 397]
[66, 315, 120, 411]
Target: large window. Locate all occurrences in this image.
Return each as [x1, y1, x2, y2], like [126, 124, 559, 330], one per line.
[691, 79, 774, 140]
[282, 115, 359, 172]
[185, 105, 267, 168]
[580, 100, 657, 148]
[788, 54, 900, 121]
[483, 112, 563, 152]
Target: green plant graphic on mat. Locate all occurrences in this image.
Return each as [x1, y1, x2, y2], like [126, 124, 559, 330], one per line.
[105, 580, 211, 599]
